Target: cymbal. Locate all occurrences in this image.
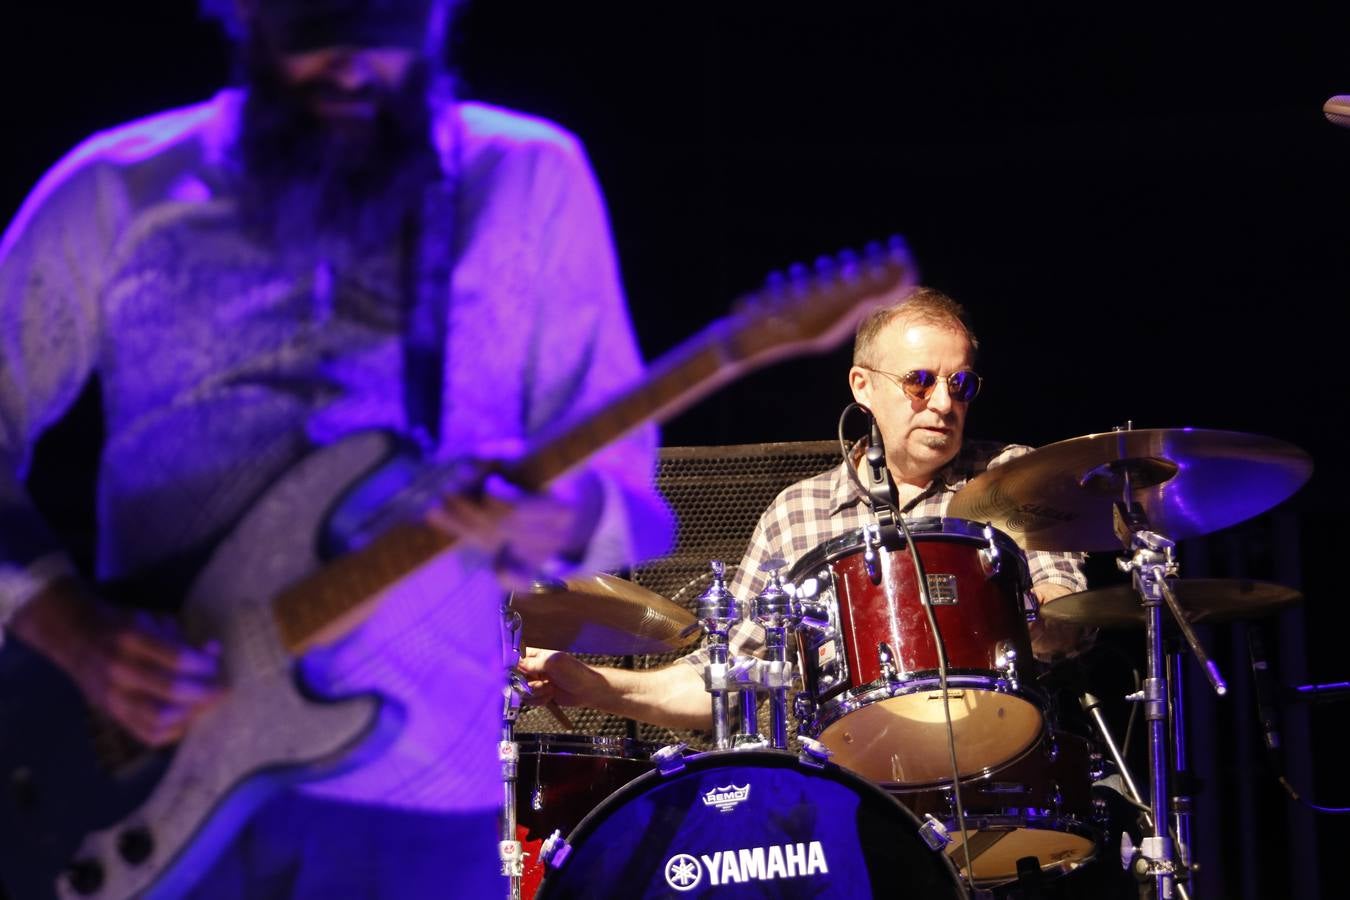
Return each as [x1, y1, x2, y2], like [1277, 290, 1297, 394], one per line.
[947, 428, 1312, 552]
[1040, 579, 1301, 628]
[510, 573, 699, 656]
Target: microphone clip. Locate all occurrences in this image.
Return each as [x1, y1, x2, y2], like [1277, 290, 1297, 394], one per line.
[863, 407, 898, 528]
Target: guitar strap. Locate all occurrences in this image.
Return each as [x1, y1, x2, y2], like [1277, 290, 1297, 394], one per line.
[400, 104, 463, 456]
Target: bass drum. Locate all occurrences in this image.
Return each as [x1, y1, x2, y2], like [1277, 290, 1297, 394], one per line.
[536, 749, 968, 899]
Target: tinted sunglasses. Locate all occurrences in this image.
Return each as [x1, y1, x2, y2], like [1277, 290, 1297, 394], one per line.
[866, 367, 983, 403]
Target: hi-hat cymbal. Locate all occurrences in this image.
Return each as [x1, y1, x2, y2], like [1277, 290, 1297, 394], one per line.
[947, 428, 1312, 552]
[510, 573, 699, 655]
[1040, 579, 1301, 628]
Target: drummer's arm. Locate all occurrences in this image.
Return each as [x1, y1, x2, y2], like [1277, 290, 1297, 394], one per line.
[519, 647, 714, 731]
[1028, 550, 1094, 661]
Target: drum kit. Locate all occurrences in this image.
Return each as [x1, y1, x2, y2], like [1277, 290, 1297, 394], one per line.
[496, 426, 1314, 899]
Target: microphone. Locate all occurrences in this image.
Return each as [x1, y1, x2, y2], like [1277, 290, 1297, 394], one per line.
[1325, 95, 1350, 129]
[1247, 627, 1283, 768]
[862, 406, 898, 519]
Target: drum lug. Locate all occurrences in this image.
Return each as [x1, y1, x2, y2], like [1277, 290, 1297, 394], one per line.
[1041, 735, 1061, 763]
[798, 737, 833, 769]
[1024, 588, 1041, 623]
[862, 523, 883, 584]
[539, 829, 572, 869]
[652, 742, 689, 776]
[979, 523, 1002, 576]
[1088, 751, 1107, 783]
[878, 641, 900, 683]
[794, 692, 816, 724]
[918, 814, 953, 851]
[994, 640, 1021, 692]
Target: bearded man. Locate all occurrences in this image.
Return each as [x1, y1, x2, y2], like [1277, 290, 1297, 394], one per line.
[0, 2, 670, 896]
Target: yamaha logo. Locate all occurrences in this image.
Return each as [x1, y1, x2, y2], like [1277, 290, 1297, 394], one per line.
[662, 842, 830, 888]
[665, 853, 703, 891]
[701, 783, 751, 812]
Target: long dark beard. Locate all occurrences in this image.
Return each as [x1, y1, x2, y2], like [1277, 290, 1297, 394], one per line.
[233, 37, 444, 265]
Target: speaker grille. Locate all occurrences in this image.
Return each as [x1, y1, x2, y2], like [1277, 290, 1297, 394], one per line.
[514, 440, 842, 750]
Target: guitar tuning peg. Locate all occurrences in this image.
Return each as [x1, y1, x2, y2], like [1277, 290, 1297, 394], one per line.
[763, 269, 787, 292]
[834, 248, 860, 279]
[786, 262, 810, 287]
[813, 255, 836, 277]
[862, 240, 885, 261]
[886, 234, 911, 259]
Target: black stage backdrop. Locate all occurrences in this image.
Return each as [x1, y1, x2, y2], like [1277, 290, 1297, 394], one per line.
[3, 2, 1349, 897]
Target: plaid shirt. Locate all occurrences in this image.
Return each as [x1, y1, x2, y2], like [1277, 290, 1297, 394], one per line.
[682, 439, 1087, 668]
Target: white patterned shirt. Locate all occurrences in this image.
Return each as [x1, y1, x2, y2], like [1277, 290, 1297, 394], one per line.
[682, 439, 1087, 667]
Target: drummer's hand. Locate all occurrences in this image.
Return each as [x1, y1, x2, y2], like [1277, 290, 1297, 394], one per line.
[10, 578, 224, 747]
[518, 647, 611, 709]
[1029, 582, 1093, 662]
[427, 467, 603, 592]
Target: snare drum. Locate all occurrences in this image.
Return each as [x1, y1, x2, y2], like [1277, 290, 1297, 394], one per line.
[515, 734, 656, 899]
[891, 731, 1108, 886]
[792, 518, 1044, 784]
[536, 748, 968, 899]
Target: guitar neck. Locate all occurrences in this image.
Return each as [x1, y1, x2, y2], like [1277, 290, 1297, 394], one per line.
[271, 244, 915, 654]
[270, 325, 743, 653]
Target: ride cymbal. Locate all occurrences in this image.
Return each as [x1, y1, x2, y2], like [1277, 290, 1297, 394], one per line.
[511, 572, 699, 655]
[1039, 579, 1301, 628]
[947, 428, 1312, 552]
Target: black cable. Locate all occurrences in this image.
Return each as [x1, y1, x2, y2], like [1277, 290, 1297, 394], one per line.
[838, 402, 974, 879]
[894, 511, 975, 882]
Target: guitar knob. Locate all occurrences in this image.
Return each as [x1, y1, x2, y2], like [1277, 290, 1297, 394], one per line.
[118, 826, 155, 865]
[65, 859, 105, 895]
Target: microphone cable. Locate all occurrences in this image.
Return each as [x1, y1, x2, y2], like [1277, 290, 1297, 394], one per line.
[836, 403, 975, 880]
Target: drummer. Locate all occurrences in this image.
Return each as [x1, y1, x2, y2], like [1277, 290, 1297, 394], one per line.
[520, 287, 1092, 729]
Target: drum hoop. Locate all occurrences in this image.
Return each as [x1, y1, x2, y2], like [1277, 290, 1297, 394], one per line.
[536, 748, 967, 894]
[789, 517, 1029, 583]
[516, 732, 658, 758]
[800, 675, 1047, 787]
[945, 816, 1102, 885]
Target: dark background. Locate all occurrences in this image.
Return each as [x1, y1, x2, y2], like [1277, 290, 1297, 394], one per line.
[4, 2, 1349, 897]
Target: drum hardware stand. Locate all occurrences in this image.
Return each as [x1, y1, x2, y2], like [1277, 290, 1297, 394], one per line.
[696, 561, 739, 750]
[752, 567, 798, 750]
[499, 605, 527, 900]
[1081, 693, 1194, 900]
[1114, 493, 1223, 900]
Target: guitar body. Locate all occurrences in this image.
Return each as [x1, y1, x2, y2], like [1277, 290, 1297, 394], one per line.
[0, 431, 406, 900]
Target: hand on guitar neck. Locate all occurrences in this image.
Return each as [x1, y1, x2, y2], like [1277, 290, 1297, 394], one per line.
[426, 466, 604, 592]
[8, 577, 224, 747]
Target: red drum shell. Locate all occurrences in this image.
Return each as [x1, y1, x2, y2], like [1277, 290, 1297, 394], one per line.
[793, 518, 1044, 785]
[515, 734, 655, 900]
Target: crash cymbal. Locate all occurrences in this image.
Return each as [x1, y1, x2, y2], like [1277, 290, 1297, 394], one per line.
[510, 572, 699, 655]
[1040, 579, 1301, 628]
[947, 428, 1312, 552]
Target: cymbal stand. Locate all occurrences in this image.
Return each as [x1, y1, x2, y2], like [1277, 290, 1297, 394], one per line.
[1114, 499, 1226, 900]
[1167, 643, 1194, 886]
[751, 568, 797, 750]
[1081, 692, 1192, 900]
[696, 561, 738, 750]
[499, 604, 526, 900]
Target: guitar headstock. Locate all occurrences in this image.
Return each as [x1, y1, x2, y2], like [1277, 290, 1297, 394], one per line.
[722, 236, 919, 368]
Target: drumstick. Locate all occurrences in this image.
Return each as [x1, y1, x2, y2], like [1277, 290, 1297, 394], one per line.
[545, 700, 576, 731]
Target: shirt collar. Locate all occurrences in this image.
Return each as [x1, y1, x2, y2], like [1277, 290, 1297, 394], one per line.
[828, 439, 972, 516]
